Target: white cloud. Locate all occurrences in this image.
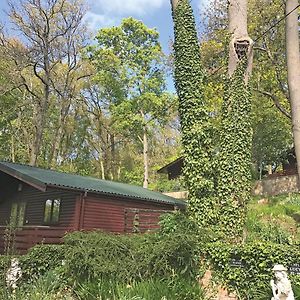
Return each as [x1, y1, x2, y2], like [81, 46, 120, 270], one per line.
[198, 0, 212, 11]
[84, 11, 117, 32]
[85, 0, 165, 32]
[91, 0, 164, 16]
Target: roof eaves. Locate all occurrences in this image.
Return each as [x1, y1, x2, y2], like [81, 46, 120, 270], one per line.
[157, 157, 184, 174]
[46, 183, 186, 207]
[0, 163, 47, 192]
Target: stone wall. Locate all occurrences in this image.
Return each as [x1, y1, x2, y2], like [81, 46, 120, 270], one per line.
[253, 174, 300, 196]
[164, 175, 300, 199]
[200, 270, 237, 300]
[163, 191, 188, 199]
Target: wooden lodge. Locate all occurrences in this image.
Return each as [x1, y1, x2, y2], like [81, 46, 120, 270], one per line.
[0, 162, 185, 254]
[157, 157, 183, 180]
[158, 151, 298, 180]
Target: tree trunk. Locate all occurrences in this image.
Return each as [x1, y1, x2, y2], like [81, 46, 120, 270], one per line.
[30, 104, 47, 166]
[170, 0, 180, 10]
[286, 0, 300, 177]
[268, 164, 272, 175]
[142, 126, 149, 188]
[11, 135, 15, 162]
[110, 133, 116, 180]
[141, 111, 149, 188]
[50, 101, 71, 168]
[29, 42, 50, 166]
[228, 0, 253, 79]
[50, 125, 62, 167]
[216, 0, 254, 237]
[100, 160, 105, 180]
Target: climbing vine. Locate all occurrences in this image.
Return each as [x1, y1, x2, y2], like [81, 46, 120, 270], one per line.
[171, 0, 253, 238]
[216, 60, 253, 237]
[172, 0, 217, 226]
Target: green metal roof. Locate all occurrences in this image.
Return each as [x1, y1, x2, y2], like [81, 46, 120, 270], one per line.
[0, 161, 185, 207]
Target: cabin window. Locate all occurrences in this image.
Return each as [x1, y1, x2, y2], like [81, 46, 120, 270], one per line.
[44, 198, 61, 224]
[10, 202, 26, 227]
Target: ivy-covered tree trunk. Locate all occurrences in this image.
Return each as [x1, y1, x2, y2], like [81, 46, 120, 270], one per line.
[286, 0, 300, 178]
[217, 0, 253, 238]
[170, 0, 216, 226]
[228, 0, 253, 79]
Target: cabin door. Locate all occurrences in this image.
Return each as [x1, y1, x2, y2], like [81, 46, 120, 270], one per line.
[10, 202, 26, 227]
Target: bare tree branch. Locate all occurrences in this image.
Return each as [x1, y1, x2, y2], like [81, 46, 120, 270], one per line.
[255, 89, 291, 119]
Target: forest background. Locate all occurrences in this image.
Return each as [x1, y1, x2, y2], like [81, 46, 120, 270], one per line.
[0, 0, 293, 191]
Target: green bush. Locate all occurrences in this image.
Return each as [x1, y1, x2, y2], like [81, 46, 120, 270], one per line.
[159, 211, 200, 236]
[20, 244, 66, 283]
[5, 212, 300, 299]
[63, 231, 142, 281]
[0, 255, 11, 288]
[63, 228, 201, 282]
[204, 241, 300, 299]
[143, 232, 201, 279]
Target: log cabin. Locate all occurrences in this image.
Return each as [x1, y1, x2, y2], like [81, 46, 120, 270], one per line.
[0, 161, 185, 254]
[157, 157, 183, 180]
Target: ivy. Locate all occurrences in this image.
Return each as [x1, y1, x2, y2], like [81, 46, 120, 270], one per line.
[172, 0, 216, 226]
[204, 241, 300, 299]
[216, 60, 253, 237]
[172, 1, 253, 238]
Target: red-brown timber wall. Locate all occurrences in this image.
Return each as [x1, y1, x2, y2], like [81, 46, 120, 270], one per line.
[0, 184, 80, 228]
[80, 195, 174, 233]
[0, 183, 80, 253]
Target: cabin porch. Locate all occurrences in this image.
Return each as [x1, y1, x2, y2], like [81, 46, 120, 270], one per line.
[0, 225, 70, 254]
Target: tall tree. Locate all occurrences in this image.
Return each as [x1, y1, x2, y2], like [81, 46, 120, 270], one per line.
[201, 0, 293, 177]
[0, 0, 87, 166]
[170, 0, 216, 226]
[216, 0, 254, 237]
[88, 18, 170, 188]
[201, 0, 290, 121]
[286, 0, 300, 177]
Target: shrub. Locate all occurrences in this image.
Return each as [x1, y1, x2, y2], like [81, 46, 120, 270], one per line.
[159, 211, 219, 241]
[0, 255, 11, 288]
[204, 241, 300, 299]
[63, 228, 202, 282]
[20, 244, 66, 283]
[63, 231, 142, 282]
[159, 211, 200, 236]
[246, 213, 293, 244]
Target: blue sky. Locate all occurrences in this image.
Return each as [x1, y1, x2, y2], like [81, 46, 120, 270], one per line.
[85, 0, 209, 53]
[84, 0, 210, 90]
[0, 0, 210, 91]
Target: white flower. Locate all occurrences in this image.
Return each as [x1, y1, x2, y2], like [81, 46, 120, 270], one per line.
[6, 258, 22, 290]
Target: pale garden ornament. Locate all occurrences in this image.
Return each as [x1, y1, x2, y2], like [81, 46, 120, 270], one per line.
[6, 258, 22, 292]
[270, 264, 294, 300]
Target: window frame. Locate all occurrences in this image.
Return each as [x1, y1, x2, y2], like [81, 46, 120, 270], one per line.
[43, 198, 61, 225]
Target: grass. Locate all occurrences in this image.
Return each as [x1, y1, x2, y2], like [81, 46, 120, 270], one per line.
[0, 270, 205, 300]
[74, 277, 205, 300]
[246, 193, 300, 243]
